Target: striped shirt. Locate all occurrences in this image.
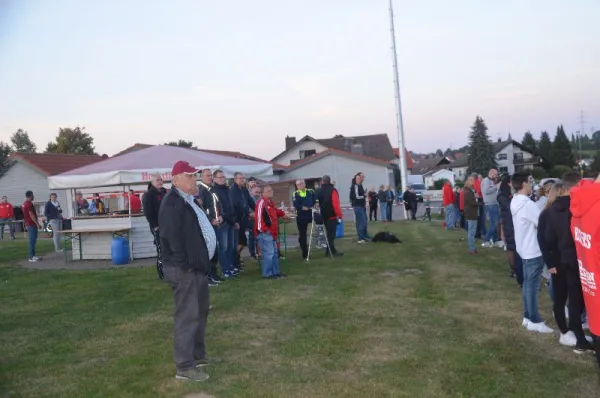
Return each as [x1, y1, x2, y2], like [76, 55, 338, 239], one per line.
[176, 188, 216, 260]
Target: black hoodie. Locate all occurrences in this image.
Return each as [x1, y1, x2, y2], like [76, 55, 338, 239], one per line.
[544, 196, 578, 271]
[142, 185, 167, 229]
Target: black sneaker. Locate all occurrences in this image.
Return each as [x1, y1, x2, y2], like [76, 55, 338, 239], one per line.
[574, 341, 595, 354]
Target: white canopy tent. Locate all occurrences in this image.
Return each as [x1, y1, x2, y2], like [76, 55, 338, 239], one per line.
[48, 145, 273, 189]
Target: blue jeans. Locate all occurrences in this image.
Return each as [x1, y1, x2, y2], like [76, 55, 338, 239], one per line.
[354, 207, 368, 240]
[232, 226, 239, 267]
[467, 220, 477, 251]
[216, 224, 234, 273]
[258, 232, 279, 278]
[445, 204, 456, 230]
[380, 202, 387, 221]
[26, 226, 38, 259]
[522, 256, 545, 323]
[484, 204, 499, 242]
[477, 205, 487, 237]
[386, 202, 392, 221]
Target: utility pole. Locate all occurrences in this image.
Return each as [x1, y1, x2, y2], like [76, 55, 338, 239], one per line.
[388, 0, 409, 219]
[577, 111, 586, 166]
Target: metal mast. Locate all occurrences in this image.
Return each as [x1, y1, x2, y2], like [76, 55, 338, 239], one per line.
[389, 0, 409, 204]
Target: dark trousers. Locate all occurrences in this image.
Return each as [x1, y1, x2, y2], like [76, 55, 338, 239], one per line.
[552, 268, 587, 344]
[324, 219, 338, 255]
[163, 266, 210, 371]
[386, 202, 393, 221]
[369, 204, 378, 221]
[476, 205, 486, 239]
[410, 203, 417, 220]
[150, 228, 164, 279]
[297, 218, 310, 259]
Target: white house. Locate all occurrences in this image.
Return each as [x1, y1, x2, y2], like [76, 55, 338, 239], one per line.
[0, 153, 104, 220]
[450, 140, 542, 180]
[424, 169, 455, 188]
[271, 134, 397, 206]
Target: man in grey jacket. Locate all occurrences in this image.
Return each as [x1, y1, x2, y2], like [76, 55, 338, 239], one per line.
[481, 168, 501, 246]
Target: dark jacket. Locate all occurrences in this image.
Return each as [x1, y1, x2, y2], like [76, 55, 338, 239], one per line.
[497, 187, 515, 251]
[377, 189, 386, 203]
[142, 186, 167, 229]
[350, 183, 366, 207]
[44, 201, 62, 221]
[212, 183, 235, 225]
[198, 182, 220, 222]
[402, 190, 416, 211]
[463, 187, 478, 220]
[293, 189, 316, 222]
[538, 208, 557, 270]
[544, 196, 578, 271]
[158, 189, 210, 273]
[316, 183, 342, 220]
[368, 191, 378, 207]
[229, 183, 250, 226]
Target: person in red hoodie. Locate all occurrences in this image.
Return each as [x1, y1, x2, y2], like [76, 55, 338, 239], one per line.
[316, 175, 344, 257]
[442, 181, 456, 230]
[0, 196, 16, 240]
[570, 173, 600, 368]
[254, 185, 287, 279]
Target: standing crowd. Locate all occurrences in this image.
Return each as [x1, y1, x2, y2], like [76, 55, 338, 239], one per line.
[443, 168, 600, 369]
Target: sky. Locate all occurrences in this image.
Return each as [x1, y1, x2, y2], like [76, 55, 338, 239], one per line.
[0, 0, 599, 159]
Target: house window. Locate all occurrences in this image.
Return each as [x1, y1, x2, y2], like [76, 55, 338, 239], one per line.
[499, 167, 508, 173]
[299, 149, 316, 159]
[458, 170, 463, 176]
[498, 153, 507, 160]
[514, 152, 524, 161]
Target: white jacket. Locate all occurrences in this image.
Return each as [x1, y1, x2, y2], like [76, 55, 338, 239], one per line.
[510, 194, 542, 260]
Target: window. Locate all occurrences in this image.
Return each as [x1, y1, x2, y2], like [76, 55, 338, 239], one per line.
[499, 167, 508, 173]
[458, 170, 463, 176]
[498, 153, 507, 160]
[299, 149, 316, 159]
[514, 152, 524, 161]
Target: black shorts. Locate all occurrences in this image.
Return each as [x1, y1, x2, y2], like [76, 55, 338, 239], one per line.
[238, 228, 248, 246]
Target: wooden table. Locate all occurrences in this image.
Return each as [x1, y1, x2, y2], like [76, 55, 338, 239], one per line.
[61, 227, 131, 261]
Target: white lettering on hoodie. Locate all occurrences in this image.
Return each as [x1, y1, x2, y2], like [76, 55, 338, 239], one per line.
[510, 194, 542, 260]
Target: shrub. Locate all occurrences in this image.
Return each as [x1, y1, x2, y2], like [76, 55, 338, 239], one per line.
[549, 165, 575, 178]
[531, 167, 547, 180]
[432, 178, 449, 190]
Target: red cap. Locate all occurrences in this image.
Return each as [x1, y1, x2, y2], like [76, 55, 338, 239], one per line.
[171, 161, 199, 176]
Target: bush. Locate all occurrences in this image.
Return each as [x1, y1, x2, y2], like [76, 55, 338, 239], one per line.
[432, 178, 449, 190]
[550, 165, 575, 178]
[531, 167, 547, 180]
[454, 180, 465, 188]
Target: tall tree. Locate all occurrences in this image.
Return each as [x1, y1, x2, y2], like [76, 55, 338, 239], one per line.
[45, 126, 96, 155]
[165, 140, 196, 149]
[466, 116, 497, 175]
[550, 125, 574, 166]
[590, 153, 600, 174]
[0, 142, 13, 176]
[10, 129, 37, 153]
[538, 131, 553, 169]
[522, 131, 537, 152]
[435, 149, 443, 157]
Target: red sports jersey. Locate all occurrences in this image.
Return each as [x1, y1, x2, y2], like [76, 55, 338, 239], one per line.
[570, 180, 600, 336]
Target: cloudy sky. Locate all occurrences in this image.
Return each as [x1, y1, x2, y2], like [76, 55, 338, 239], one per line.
[0, 0, 598, 159]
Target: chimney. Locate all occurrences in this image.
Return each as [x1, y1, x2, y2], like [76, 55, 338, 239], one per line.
[285, 136, 297, 150]
[350, 143, 364, 155]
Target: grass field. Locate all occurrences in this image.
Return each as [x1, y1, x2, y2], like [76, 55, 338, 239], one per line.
[1, 222, 599, 398]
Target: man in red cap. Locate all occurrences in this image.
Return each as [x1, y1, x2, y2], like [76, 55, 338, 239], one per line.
[571, 173, 600, 368]
[159, 161, 219, 382]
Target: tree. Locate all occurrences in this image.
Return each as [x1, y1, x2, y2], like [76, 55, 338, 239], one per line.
[432, 178, 449, 190]
[531, 166, 547, 180]
[550, 165, 574, 178]
[435, 149, 443, 157]
[550, 125, 574, 166]
[0, 141, 13, 177]
[466, 116, 497, 175]
[10, 129, 37, 153]
[590, 153, 600, 174]
[521, 131, 537, 152]
[165, 140, 196, 149]
[45, 126, 96, 155]
[538, 131, 552, 169]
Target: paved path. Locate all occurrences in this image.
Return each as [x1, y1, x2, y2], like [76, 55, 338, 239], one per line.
[342, 201, 443, 221]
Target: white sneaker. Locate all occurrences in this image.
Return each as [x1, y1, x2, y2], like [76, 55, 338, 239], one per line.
[495, 240, 505, 248]
[582, 322, 589, 331]
[357, 240, 365, 244]
[32, 256, 41, 261]
[585, 335, 593, 343]
[559, 331, 577, 347]
[522, 318, 530, 327]
[527, 321, 554, 334]
[481, 241, 493, 248]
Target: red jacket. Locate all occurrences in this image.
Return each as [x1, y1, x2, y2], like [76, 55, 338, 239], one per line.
[254, 197, 285, 240]
[459, 189, 465, 211]
[442, 183, 454, 206]
[473, 178, 482, 198]
[570, 180, 600, 336]
[0, 202, 14, 219]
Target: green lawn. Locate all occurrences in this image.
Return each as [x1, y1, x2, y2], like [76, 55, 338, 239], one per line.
[1, 222, 599, 397]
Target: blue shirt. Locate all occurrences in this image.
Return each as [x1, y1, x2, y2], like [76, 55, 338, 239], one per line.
[176, 188, 217, 260]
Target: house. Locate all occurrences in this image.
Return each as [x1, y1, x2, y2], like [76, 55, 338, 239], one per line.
[0, 152, 104, 218]
[271, 134, 397, 206]
[424, 169, 455, 189]
[392, 147, 415, 172]
[449, 140, 542, 180]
